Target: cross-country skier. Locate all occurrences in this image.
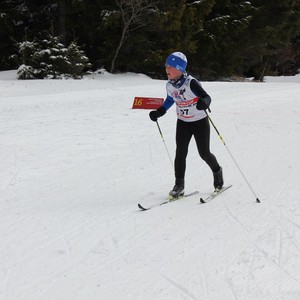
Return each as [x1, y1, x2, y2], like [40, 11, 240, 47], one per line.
[149, 52, 224, 198]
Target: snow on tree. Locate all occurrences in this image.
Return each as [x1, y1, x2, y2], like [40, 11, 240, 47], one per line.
[17, 35, 90, 79]
[67, 42, 91, 79]
[17, 41, 38, 79]
[34, 36, 70, 79]
[17, 64, 35, 80]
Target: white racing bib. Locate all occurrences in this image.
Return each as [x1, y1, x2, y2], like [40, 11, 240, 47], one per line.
[166, 75, 207, 122]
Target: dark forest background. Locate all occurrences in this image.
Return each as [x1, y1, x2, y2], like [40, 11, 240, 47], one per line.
[1, 0, 299, 80]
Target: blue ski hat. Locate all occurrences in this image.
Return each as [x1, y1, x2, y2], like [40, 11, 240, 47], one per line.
[166, 52, 187, 73]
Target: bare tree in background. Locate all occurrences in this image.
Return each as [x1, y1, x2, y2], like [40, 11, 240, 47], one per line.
[110, 0, 156, 73]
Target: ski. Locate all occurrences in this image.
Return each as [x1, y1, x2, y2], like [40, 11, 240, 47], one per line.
[138, 191, 199, 211]
[200, 185, 232, 204]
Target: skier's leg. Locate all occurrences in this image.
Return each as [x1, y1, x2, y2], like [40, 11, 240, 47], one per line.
[170, 120, 192, 197]
[193, 117, 223, 189]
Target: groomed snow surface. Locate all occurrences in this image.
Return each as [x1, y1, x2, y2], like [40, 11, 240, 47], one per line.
[0, 70, 300, 300]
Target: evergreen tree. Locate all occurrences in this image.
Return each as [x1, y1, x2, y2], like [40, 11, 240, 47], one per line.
[54, 0, 117, 70]
[17, 40, 38, 79]
[16, 35, 91, 79]
[142, 0, 213, 78]
[0, 0, 60, 70]
[0, 0, 27, 69]
[67, 42, 91, 78]
[242, 0, 300, 80]
[32, 35, 69, 79]
[195, 0, 256, 79]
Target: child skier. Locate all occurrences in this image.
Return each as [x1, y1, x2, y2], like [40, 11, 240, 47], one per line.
[149, 52, 224, 198]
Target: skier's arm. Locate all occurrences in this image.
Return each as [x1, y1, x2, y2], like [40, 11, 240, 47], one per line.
[162, 95, 174, 110]
[190, 79, 211, 110]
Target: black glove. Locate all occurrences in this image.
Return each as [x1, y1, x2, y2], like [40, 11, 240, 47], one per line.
[149, 106, 166, 122]
[196, 96, 211, 110]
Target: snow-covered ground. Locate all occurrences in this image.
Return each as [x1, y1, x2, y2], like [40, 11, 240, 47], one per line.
[0, 70, 300, 300]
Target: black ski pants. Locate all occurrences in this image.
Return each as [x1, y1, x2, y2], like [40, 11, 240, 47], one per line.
[174, 117, 220, 179]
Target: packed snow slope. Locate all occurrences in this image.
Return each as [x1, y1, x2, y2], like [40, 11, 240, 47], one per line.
[0, 70, 300, 300]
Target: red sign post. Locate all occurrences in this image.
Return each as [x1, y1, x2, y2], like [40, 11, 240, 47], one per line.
[132, 97, 164, 109]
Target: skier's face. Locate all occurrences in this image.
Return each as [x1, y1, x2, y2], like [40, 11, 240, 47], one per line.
[165, 65, 182, 81]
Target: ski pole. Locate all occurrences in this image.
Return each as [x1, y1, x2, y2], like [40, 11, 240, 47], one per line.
[205, 111, 260, 203]
[156, 120, 173, 169]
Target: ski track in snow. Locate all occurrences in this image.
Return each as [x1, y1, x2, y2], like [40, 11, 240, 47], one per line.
[0, 71, 300, 299]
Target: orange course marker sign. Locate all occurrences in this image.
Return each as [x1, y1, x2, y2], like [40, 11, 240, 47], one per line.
[132, 97, 164, 109]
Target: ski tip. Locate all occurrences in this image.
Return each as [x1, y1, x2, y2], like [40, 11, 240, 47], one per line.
[200, 198, 206, 204]
[138, 203, 148, 211]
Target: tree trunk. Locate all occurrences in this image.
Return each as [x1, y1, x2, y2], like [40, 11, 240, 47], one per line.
[58, 0, 66, 44]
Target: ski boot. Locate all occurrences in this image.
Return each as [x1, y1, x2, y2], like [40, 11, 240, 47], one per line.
[169, 178, 184, 200]
[213, 167, 224, 192]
